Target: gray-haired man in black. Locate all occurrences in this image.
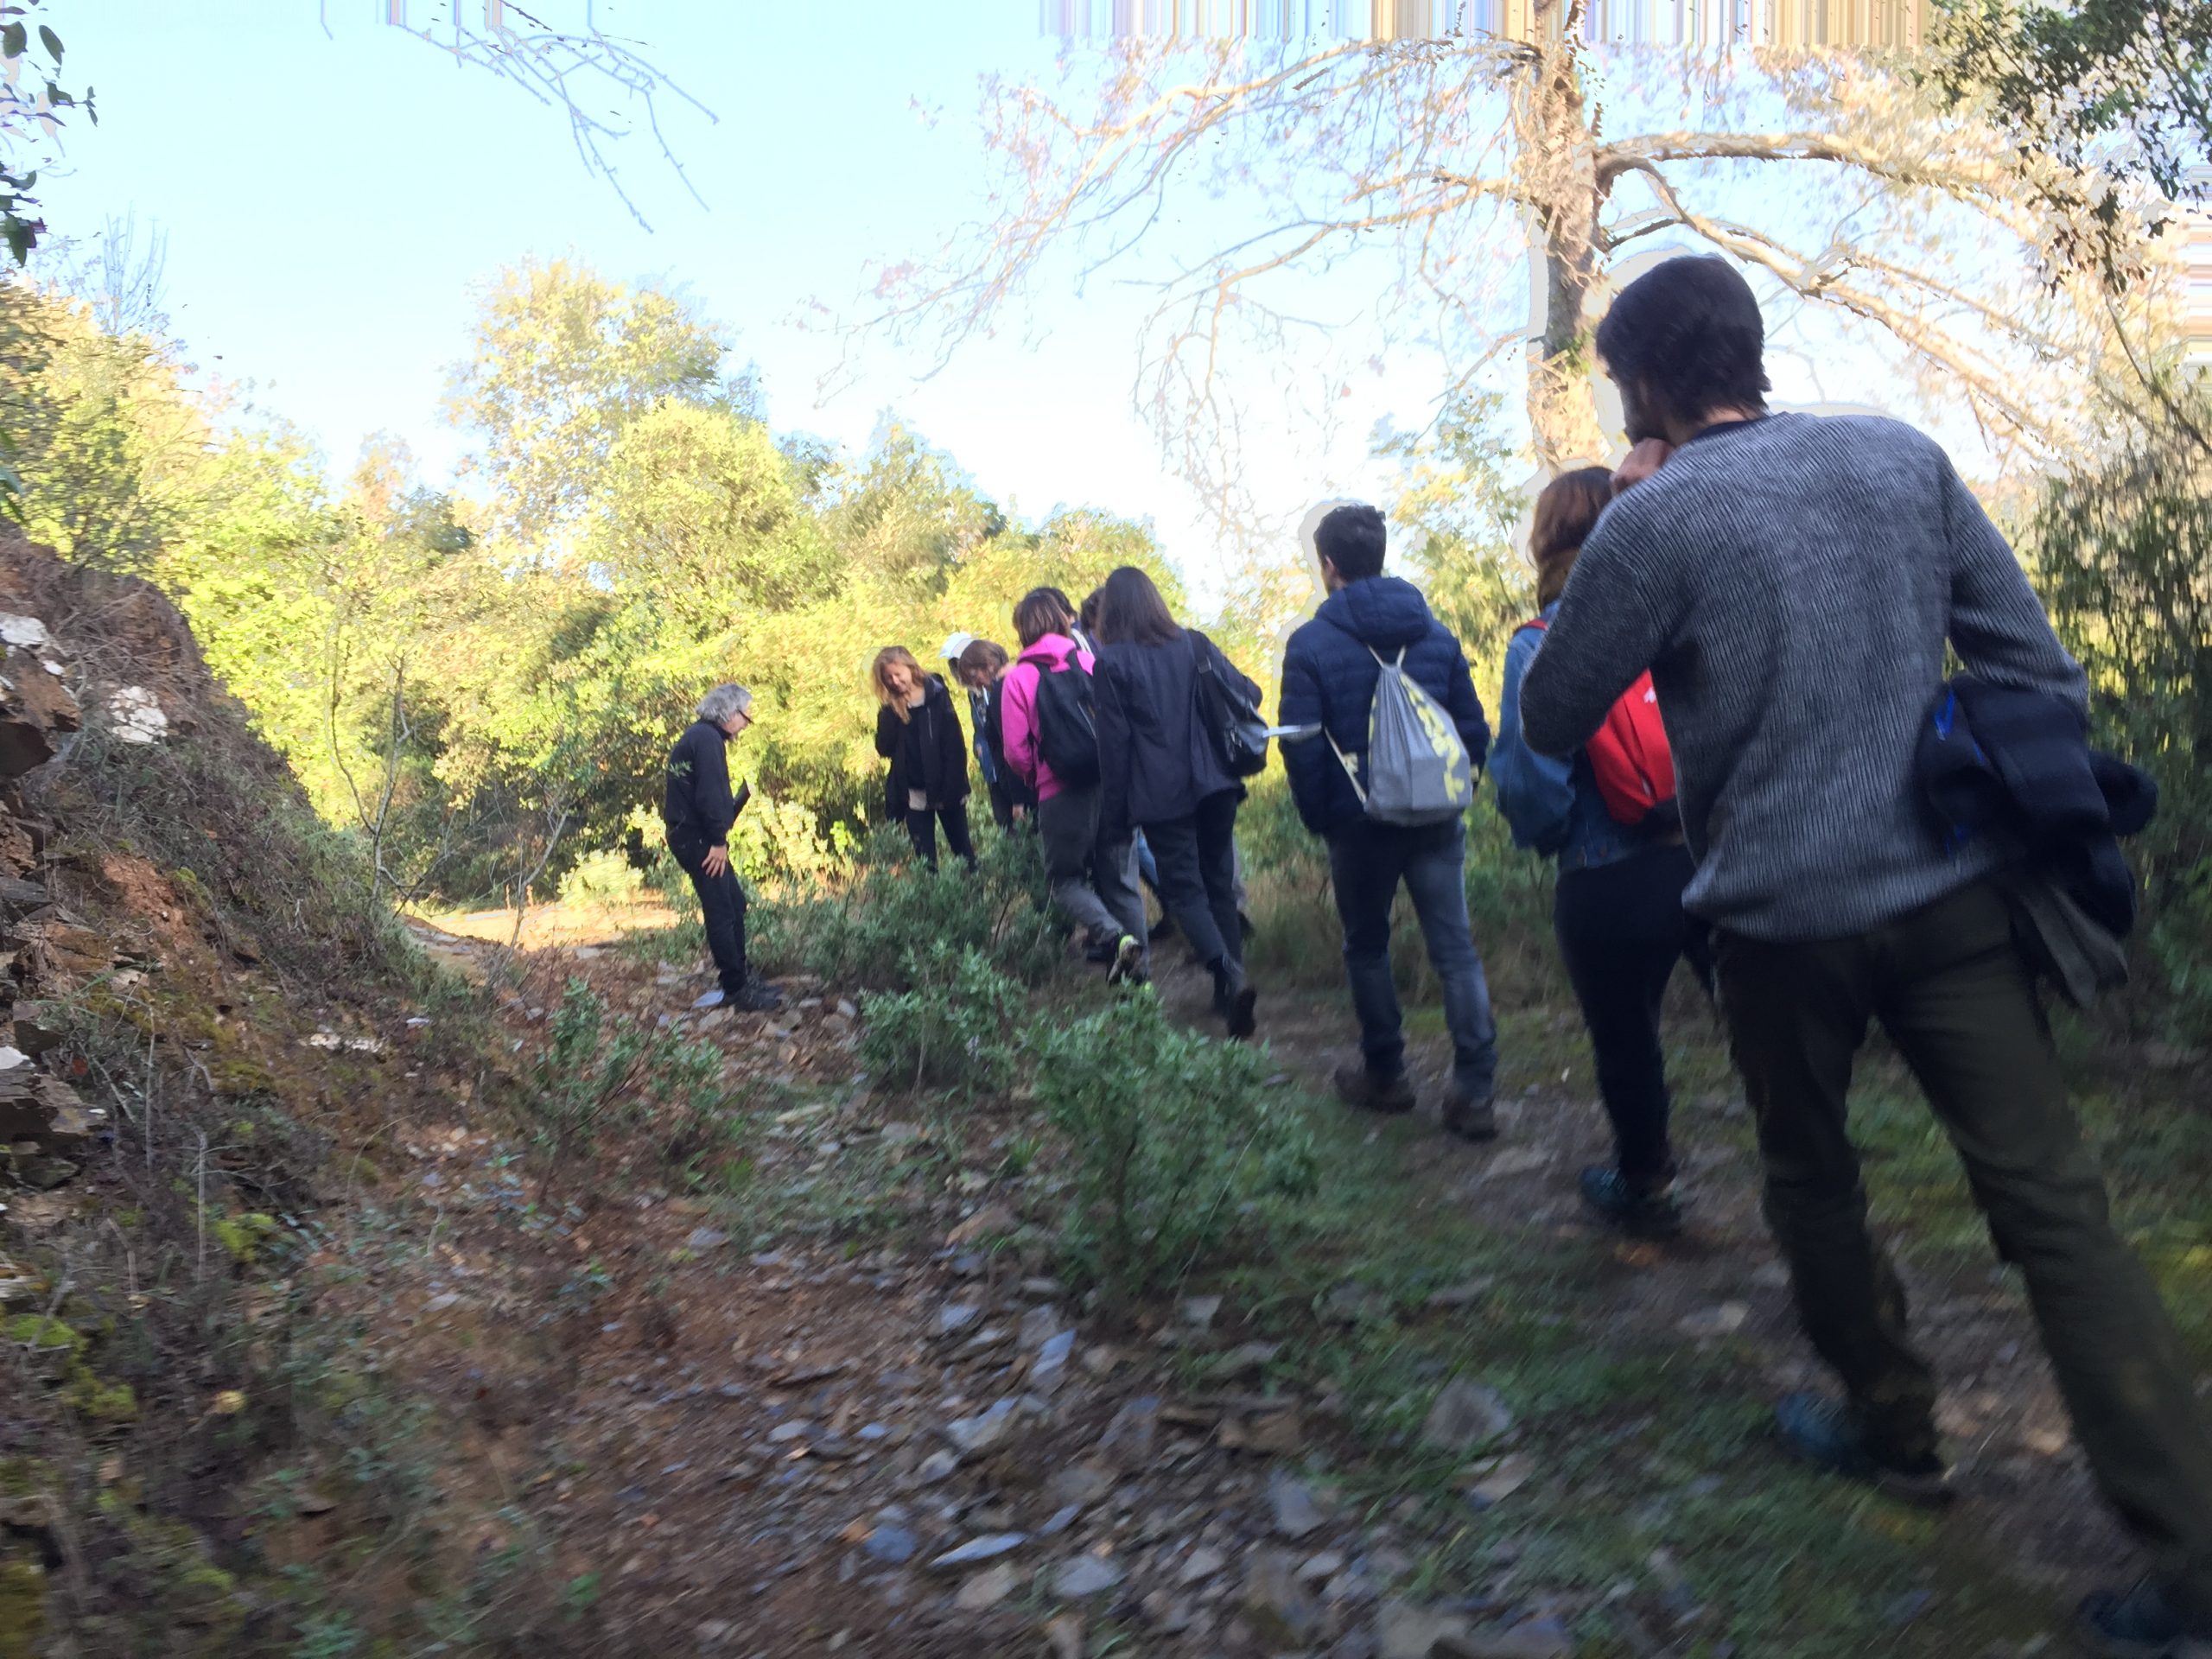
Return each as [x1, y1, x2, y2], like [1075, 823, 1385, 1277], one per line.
[1522, 254, 2212, 1658]
[664, 683, 780, 1014]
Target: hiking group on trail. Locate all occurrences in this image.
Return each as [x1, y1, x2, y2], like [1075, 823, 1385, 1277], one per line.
[660, 253, 2212, 1657]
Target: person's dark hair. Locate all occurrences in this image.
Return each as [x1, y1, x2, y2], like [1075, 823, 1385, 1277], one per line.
[1314, 503, 1388, 582]
[1593, 255, 1770, 431]
[957, 639, 1008, 682]
[1078, 588, 1103, 634]
[1529, 467, 1614, 608]
[1013, 588, 1073, 648]
[1091, 566, 1181, 647]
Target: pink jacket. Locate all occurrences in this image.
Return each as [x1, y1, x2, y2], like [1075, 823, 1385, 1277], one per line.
[1001, 633, 1094, 801]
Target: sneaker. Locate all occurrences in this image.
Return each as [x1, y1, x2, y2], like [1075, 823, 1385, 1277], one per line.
[1441, 1090, 1499, 1143]
[1773, 1392, 1954, 1508]
[1333, 1062, 1415, 1115]
[1108, 934, 1147, 987]
[727, 982, 784, 1014]
[1579, 1165, 1683, 1239]
[2075, 1583, 2212, 1658]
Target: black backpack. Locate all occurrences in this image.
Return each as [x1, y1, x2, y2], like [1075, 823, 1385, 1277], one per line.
[1031, 651, 1101, 788]
[1188, 632, 1269, 779]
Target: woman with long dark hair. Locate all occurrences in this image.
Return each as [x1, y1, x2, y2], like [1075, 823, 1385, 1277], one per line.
[1491, 467, 1705, 1236]
[871, 645, 976, 871]
[1090, 566, 1263, 1037]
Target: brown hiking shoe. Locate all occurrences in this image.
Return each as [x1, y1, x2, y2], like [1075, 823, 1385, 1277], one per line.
[1441, 1090, 1498, 1142]
[1333, 1062, 1415, 1115]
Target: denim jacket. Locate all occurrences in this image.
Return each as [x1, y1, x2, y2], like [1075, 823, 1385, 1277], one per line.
[1491, 608, 1670, 874]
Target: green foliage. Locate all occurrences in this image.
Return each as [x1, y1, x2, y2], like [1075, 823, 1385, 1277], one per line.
[858, 943, 1026, 1095]
[769, 822, 1058, 991]
[2030, 398, 2212, 1033]
[0, 3, 94, 264]
[1376, 386, 1534, 686]
[1031, 994, 1319, 1305]
[524, 978, 746, 1191]
[557, 846, 648, 906]
[443, 256, 737, 550]
[1928, 0, 2209, 283]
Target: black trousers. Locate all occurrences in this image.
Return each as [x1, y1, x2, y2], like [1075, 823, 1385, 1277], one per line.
[1553, 843, 1704, 1191]
[675, 842, 749, 995]
[906, 803, 976, 871]
[1141, 790, 1243, 977]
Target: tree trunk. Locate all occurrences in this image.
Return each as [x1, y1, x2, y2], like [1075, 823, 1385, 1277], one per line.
[1520, 4, 1608, 470]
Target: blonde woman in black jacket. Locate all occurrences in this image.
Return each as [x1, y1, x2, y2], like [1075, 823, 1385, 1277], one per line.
[872, 646, 976, 871]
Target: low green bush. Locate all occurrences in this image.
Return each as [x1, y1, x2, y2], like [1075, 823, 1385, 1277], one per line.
[858, 943, 1026, 1096]
[525, 978, 747, 1192]
[760, 819, 1059, 991]
[1031, 993, 1320, 1306]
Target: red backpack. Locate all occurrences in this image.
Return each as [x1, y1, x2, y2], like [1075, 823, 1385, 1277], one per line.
[1524, 619, 1676, 825]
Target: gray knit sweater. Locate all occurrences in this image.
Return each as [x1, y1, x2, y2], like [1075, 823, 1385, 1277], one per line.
[1519, 412, 2086, 943]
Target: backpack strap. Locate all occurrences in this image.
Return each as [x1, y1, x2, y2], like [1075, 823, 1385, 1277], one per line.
[1332, 643, 1407, 807]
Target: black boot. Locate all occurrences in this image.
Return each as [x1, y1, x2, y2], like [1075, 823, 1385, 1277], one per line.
[1212, 960, 1257, 1039]
[2075, 1582, 2212, 1658]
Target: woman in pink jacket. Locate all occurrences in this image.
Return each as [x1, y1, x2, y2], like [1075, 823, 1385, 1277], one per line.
[1002, 588, 1147, 983]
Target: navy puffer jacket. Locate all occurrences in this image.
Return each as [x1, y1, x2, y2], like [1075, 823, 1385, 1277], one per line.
[1277, 576, 1491, 838]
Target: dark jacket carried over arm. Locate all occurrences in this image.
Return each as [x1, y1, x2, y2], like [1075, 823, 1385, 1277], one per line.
[874, 674, 972, 819]
[1277, 575, 1489, 839]
[1095, 629, 1260, 838]
[1918, 676, 2155, 940]
[663, 719, 737, 857]
[982, 681, 1036, 812]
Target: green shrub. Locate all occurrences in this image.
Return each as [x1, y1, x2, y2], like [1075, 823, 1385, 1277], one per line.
[764, 820, 1059, 991]
[1031, 993, 1319, 1306]
[525, 979, 747, 1192]
[557, 847, 647, 906]
[859, 944, 1025, 1096]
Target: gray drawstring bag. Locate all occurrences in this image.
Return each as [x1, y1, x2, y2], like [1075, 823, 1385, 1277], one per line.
[1327, 645, 1474, 826]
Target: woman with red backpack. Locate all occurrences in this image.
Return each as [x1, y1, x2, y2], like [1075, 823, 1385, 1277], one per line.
[1491, 466, 1709, 1239]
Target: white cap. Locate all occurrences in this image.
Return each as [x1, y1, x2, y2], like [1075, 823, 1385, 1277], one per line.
[939, 632, 976, 662]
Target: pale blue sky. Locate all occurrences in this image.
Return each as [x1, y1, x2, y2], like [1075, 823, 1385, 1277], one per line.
[43, 2, 1281, 567]
[34, 2, 1984, 600]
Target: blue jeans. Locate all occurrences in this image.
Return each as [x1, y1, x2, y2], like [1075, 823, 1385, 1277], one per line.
[1326, 818, 1498, 1100]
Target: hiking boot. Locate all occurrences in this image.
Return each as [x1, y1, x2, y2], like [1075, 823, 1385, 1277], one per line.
[1333, 1062, 1415, 1116]
[1214, 963, 1257, 1039]
[2075, 1583, 2212, 1658]
[1441, 1090, 1498, 1143]
[1108, 934, 1147, 988]
[723, 982, 784, 1014]
[1084, 935, 1119, 965]
[1774, 1392, 1954, 1508]
[1579, 1165, 1684, 1239]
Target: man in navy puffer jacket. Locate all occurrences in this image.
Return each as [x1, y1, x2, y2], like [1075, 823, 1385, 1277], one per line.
[1279, 503, 1500, 1138]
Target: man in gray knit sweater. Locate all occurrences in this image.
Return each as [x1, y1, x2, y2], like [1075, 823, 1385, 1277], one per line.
[1522, 254, 2212, 1658]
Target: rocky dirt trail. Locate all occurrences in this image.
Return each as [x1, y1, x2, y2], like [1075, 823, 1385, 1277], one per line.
[335, 917, 2127, 1659]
